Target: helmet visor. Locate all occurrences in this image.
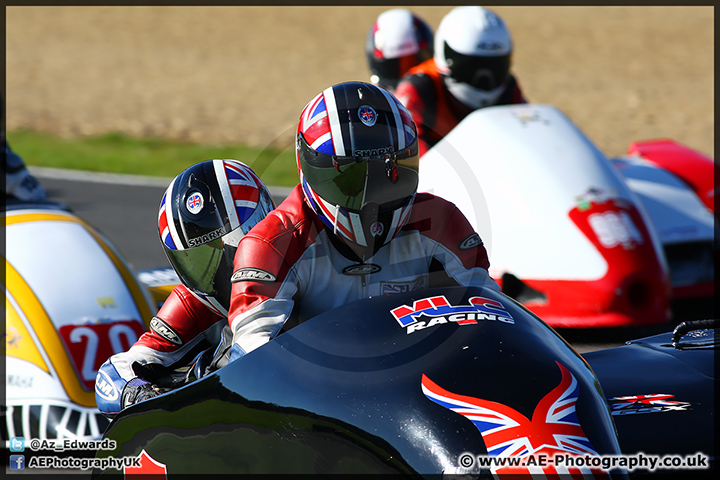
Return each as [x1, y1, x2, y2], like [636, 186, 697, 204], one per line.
[163, 232, 237, 311]
[370, 54, 422, 91]
[444, 43, 511, 91]
[297, 132, 419, 212]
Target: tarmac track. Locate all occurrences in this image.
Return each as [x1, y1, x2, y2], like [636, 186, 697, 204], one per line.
[31, 167, 292, 272]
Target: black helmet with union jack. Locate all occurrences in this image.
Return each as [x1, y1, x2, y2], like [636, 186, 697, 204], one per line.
[158, 159, 275, 316]
[296, 81, 419, 260]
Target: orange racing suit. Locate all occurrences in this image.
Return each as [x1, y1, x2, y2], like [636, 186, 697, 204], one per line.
[395, 59, 527, 156]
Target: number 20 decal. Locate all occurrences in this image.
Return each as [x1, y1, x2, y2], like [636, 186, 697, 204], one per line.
[59, 320, 146, 391]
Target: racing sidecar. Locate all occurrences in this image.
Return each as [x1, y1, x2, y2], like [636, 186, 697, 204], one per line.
[4, 198, 156, 443]
[585, 319, 716, 464]
[610, 139, 715, 301]
[92, 286, 715, 478]
[417, 104, 715, 328]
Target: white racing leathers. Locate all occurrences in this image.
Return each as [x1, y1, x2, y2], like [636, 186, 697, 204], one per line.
[228, 185, 499, 355]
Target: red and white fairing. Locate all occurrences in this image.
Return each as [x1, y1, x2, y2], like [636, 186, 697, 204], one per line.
[610, 139, 715, 299]
[418, 104, 674, 327]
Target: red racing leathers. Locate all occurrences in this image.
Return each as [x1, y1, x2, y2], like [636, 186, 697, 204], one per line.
[97, 185, 498, 415]
[394, 59, 527, 156]
[227, 185, 499, 355]
[97, 283, 226, 414]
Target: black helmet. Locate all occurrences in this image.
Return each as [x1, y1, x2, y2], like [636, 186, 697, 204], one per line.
[158, 159, 275, 316]
[296, 81, 419, 260]
[365, 9, 434, 92]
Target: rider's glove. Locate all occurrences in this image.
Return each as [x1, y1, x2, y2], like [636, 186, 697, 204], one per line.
[95, 359, 126, 417]
[121, 378, 167, 408]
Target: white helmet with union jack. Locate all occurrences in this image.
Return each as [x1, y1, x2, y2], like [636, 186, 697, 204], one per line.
[296, 81, 419, 260]
[158, 159, 275, 316]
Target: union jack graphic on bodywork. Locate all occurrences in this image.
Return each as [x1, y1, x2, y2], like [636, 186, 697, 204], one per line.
[422, 362, 610, 478]
[608, 394, 691, 415]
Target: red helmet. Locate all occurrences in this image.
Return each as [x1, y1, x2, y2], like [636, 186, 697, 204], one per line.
[158, 159, 274, 316]
[365, 9, 434, 92]
[296, 82, 419, 260]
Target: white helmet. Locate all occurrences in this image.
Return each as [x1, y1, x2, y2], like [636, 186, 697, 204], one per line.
[434, 6, 513, 108]
[365, 9, 434, 92]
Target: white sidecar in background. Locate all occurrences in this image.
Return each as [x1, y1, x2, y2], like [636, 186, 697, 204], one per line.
[3, 199, 156, 442]
[418, 104, 714, 328]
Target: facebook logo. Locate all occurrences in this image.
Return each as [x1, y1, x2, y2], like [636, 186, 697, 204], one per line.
[10, 436, 25, 452]
[9, 455, 25, 470]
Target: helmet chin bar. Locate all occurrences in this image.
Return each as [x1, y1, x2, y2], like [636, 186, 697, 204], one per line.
[444, 76, 506, 109]
[335, 227, 386, 262]
[338, 234, 375, 262]
[343, 202, 402, 261]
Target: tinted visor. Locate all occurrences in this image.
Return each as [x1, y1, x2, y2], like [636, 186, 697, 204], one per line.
[370, 54, 421, 90]
[164, 189, 272, 313]
[164, 231, 237, 312]
[297, 132, 419, 212]
[444, 43, 511, 91]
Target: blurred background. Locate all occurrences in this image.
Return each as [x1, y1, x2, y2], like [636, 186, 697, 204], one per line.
[6, 5, 714, 160]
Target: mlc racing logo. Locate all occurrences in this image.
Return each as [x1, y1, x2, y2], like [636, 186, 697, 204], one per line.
[390, 295, 514, 334]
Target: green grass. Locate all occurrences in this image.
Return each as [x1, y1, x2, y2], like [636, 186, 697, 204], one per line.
[7, 129, 300, 187]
